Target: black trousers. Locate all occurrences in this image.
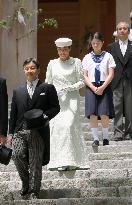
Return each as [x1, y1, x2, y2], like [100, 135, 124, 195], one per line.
[113, 77, 132, 136]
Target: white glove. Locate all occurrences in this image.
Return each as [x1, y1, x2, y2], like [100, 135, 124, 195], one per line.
[57, 88, 67, 96]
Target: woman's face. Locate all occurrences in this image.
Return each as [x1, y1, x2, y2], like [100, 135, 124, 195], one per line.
[57, 46, 71, 61]
[91, 39, 103, 54]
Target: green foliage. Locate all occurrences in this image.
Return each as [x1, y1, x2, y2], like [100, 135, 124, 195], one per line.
[0, 20, 8, 29]
[82, 26, 93, 46]
[38, 18, 58, 29]
[0, 1, 58, 35]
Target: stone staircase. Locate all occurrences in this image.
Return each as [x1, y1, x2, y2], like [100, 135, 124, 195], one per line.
[1, 98, 132, 204]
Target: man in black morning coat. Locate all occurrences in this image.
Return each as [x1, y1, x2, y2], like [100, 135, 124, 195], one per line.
[8, 58, 60, 199]
[107, 21, 132, 141]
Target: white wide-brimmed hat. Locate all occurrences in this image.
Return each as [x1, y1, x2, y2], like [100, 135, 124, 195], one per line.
[55, 38, 72, 47]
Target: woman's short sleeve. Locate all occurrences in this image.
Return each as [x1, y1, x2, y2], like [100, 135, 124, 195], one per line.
[107, 53, 116, 69]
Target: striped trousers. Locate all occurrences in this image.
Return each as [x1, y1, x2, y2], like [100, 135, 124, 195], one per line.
[12, 129, 44, 193]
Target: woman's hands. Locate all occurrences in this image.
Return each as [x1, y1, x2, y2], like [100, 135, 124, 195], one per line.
[57, 88, 68, 96]
[91, 84, 105, 95]
[94, 85, 105, 95]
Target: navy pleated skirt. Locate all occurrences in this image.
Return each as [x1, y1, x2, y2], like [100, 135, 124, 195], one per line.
[85, 82, 115, 119]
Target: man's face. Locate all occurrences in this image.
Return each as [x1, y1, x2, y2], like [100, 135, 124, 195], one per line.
[23, 62, 40, 82]
[117, 23, 129, 41]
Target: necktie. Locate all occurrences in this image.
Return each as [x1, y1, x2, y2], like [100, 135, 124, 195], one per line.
[29, 82, 34, 98]
[95, 64, 100, 85]
[91, 51, 106, 85]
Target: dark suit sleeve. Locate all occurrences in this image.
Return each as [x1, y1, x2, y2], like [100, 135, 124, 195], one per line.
[44, 84, 60, 120]
[107, 44, 112, 53]
[9, 90, 18, 134]
[0, 79, 8, 136]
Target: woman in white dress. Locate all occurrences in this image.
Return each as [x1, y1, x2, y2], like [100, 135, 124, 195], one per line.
[45, 37, 88, 171]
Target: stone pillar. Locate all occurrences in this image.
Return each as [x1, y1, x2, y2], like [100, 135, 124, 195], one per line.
[0, 0, 37, 99]
[116, 0, 132, 25]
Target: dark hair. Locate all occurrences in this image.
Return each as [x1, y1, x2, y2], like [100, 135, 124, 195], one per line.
[23, 57, 40, 69]
[91, 32, 104, 42]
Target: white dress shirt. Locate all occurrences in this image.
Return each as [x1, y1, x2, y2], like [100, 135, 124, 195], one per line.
[119, 39, 128, 56]
[27, 78, 39, 98]
[82, 52, 116, 82]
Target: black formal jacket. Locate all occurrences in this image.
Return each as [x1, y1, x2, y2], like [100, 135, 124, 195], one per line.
[0, 78, 8, 136]
[107, 40, 132, 90]
[9, 80, 60, 165]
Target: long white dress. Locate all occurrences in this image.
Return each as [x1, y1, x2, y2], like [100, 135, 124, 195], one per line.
[45, 57, 88, 170]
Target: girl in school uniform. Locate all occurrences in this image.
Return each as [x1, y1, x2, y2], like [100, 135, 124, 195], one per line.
[82, 32, 116, 146]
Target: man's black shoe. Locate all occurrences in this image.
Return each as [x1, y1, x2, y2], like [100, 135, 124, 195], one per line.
[124, 134, 131, 140]
[103, 139, 109, 146]
[20, 187, 29, 196]
[114, 136, 123, 141]
[114, 132, 123, 141]
[29, 192, 39, 200]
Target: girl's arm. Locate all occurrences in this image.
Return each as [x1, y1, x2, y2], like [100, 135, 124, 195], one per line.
[83, 69, 98, 93]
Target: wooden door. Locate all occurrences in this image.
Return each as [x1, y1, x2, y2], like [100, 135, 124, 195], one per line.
[96, 0, 116, 47]
[37, 0, 116, 80]
[37, 0, 80, 80]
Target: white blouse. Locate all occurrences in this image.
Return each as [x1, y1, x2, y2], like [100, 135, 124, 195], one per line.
[82, 52, 116, 82]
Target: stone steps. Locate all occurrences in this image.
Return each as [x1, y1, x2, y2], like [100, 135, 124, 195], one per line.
[4, 99, 132, 204]
[89, 152, 132, 160]
[0, 187, 120, 199]
[1, 175, 132, 192]
[1, 186, 132, 201]
[90, 159, 132, 169]
[1, 168, 132, 181]
[7, 187, 120, 199]
[1, 197, 132, 205]
[86, 140, 132, 146]
[86, 144, 132, 153]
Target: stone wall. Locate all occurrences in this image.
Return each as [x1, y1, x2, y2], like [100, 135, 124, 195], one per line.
[0, 0, 37, 99]
[116, 0, 132, 26]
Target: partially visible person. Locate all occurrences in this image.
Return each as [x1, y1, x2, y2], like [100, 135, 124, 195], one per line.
[0, 78, 8, 145]
[113, 31, 118, 42]
[130, 11, 132, 29]
[128, 12, 132, 41]
[107, 21, 132, 141]
[8, 58, 60, 199]
[45, 37, 88, 171]
[82, 32, 115, 146]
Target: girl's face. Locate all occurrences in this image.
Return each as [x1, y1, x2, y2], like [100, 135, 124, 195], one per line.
[57, 47, 71, 61]
[91, 39, 103, 54]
